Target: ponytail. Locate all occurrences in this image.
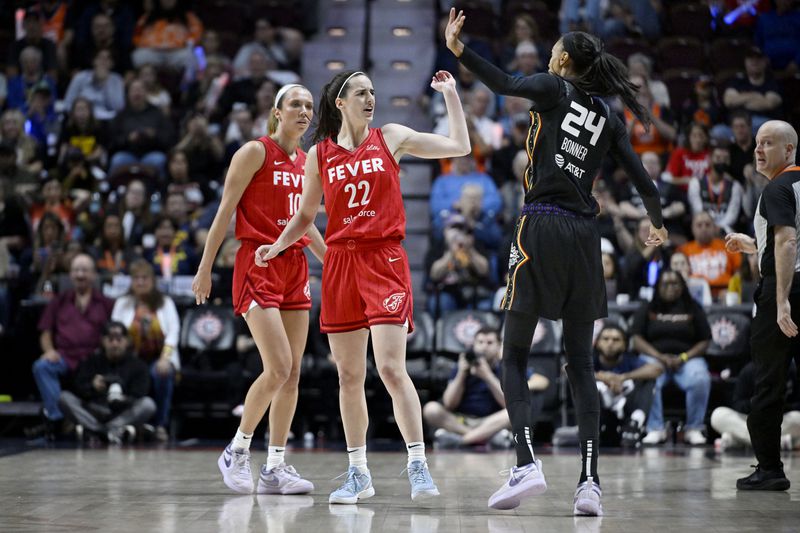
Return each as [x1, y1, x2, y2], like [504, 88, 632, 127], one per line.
[312, 70, 366, 144]
[562, 32, 651, 128]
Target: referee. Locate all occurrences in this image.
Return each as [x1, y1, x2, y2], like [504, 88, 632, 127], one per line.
[726, 120, 799, 491]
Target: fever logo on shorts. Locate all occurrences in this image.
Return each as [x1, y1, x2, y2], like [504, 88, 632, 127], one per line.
[303, 281, 311, 300]
[383, 292, 406, 313]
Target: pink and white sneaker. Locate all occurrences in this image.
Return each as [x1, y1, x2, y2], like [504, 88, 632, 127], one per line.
[488, 459, 547, 510]
[257, 463, 314, 495]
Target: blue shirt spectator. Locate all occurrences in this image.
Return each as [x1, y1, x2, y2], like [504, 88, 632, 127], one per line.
[755, 0, 800, 71]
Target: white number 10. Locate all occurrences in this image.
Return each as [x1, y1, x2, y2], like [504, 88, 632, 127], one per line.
[561, 101, 606, 146]
[288, 192, 301, 215]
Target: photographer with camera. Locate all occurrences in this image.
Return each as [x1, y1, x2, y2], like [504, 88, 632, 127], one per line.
[58, 321, 156, 443]
[423, 326, 549, 449]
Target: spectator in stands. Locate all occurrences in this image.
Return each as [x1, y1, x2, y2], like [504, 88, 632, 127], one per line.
[164, 191, 195, 245]
[452, 183, 503, 257]
[511, 41, 544, 77]
[670, 251, 712, 306]
[91, 213, 132, 278]
[428, 213, 493, 313]
[0, 174, 29, 265]
[666, 122, 711, 188]
[687, 141, 743, 234]
[181, 56, 229, 116]
[723, 47, 783, 133]
[627, 53, 670, 108]
[6, 11, 57, 79]
[681, 75, 724, 133]
[498, 14, 545, 73]
[57, 98, 110, 178]
[197, 30, 231, 72]
[138, 63, 172, 116]
[217, 50, 274, 122]
[626, 75, 677, 157]
[632, 269, 712, 446]
[64, 49, 125, 122]
[32, 253, 113, 433]
[164, 149, 207, 212]
[6, 46, 58, 114]
[72, 11, 133, 75]
[491, 113, 528, 188]
[30, 178, 74, 236]
[111, 259, 181, 441]
[621, 217, 669, 300]
[711, 361, 800, 452]
[109, 79, 175, 179]
[678, 211, 742, 299]
[174, 112, 224, 183]
[430, 154, 502, 236]
[22, 211, 65, 297]
[500, 150, 527, 228]
[0, 140, 38, 203]
[119, 179, 151, 249]
[728, 111, 755, 184]
[423, 326, 548, 449]
[252, 80, 279, 137]
[24, 82, 60, 151]
[561, 0, 662, 40]
[0, 109, 43, 177]
[58, 320, 156, 443]
[233, 18, 296, 78]
[601, 248, 624, 301]
[754, 0, 800, 72]
[143, 215, 197, 278]
[132, 0, 203, 71]
[56, 148, 95, 200]
[594, 324, 662, 447]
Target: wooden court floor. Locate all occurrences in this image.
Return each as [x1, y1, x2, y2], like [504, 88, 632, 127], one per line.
[1, 445, 798, 532]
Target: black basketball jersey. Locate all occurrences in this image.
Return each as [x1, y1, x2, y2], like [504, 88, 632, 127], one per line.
[459, 46, 663, 226]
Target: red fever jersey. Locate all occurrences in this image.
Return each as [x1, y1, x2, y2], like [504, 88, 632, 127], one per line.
[316, 128, 405, 244]
[236, 136, 310, 249]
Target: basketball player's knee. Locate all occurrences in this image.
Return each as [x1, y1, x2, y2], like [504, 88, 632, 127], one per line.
[264, 359, 292, 385]
[423, 401, 445, 424]
[337, 367, 365, 389]
[376, 362, 406, 389]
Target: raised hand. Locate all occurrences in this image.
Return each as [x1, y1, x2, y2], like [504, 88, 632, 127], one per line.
[430, 70, 456, 93]
[445, 7, 466, 56]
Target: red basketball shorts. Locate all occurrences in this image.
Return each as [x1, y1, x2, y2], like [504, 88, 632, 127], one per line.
[232, 241, 311, 315]
[320, 239, 414, 334]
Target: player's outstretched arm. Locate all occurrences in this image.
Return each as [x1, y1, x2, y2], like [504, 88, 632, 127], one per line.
[382, 71, 470, 161]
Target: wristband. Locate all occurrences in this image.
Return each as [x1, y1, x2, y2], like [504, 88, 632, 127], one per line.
[680, 352, 689, 362]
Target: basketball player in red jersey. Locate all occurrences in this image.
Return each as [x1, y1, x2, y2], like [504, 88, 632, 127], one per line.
[192, 84, 326, 495]
[256, 70, 470, 503]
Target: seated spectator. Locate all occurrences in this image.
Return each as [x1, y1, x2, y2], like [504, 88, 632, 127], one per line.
[602, 248, 624, 301]
[670, 251, 712, 306]
[423, 326, 548, 448]
[626, 75, 677, 157]
[754, 0, 800, 72]
[678, 211, 742, 299]
[232, 18, 299, 77]
[688, 141, 743, 234]
[143, 216, 197, 278]
[6, 11, 57, 79]
[111, 259, 181, 441]
[728, 111, 755, 184]
[632, 269, 712, 446]
[109, 79, 175, 179]
[118, 179, 152, 249]
[91, 214, 133, 278]
[561, 0, 661, 39]
[138, 63, 172, 116]
[57, 98, 110, 177]
[131, 0, 203, 71]
[627, 52, 670, 108]
[21, 211, 65, 296]
[428, 213, 493, 313]
[711, 361, 800, 452]
[63, 49, 126, 121]
[665, 122, 711, 187]
[197, 29, 231, 73]
[30, 253, 113, 435]
[681, 75, 724, 133]
[722, 47, 783, 134]
[430, 154, 502, 234]
[174, 113, 224, 183]
[510, 40, 544, 77]
[24, 81, 60, 153]
[30, 178, 74, 236]
[497, 14, 545, 74]
[0, 140, 38, 203]
[164, 191, 196, 246]
[621, 217, 668, 300]
[491, 113, 528, 188]
[6, 46, 57, 114]
[164, 149, 207, 212]
[72, 11, 134, 75]
[252, 80, 279, 137]
[181, 56, 230, 117]
[217, 50, 274, 122]
[0, 109, 43, 176]
[58, 320, 156, 443]
[594, 325, 662, 447]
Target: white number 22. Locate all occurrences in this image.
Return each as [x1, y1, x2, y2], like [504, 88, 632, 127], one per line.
[561, 101, 606, 146]
[344, 180, 371, 208]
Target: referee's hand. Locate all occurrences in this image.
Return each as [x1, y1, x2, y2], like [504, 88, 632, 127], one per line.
[777, 300, 798, 337]
[646, 224, 668, 247]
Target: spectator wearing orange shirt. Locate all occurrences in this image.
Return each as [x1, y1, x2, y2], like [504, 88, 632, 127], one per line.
[678, 211, 741, 299]
[132, 0, 203, 72]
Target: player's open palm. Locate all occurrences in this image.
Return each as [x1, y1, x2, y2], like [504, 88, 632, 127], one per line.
[445, 8, 465, 53]
[430, 70, 456, 93]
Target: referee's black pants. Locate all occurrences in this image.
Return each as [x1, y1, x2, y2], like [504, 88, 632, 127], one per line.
[748, 278, 800, 470]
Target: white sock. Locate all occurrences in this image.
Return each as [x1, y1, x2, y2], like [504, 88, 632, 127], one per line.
[232, 428, 253, 451]
[266, 446, 285, 469]
[407, 441, 426, 466]
[347, 445, 368, 471]
[631, 409, 646, 428]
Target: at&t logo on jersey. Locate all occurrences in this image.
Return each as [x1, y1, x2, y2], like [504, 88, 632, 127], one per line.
[554, 154, 565, 168]
[383, 292, 406, 313]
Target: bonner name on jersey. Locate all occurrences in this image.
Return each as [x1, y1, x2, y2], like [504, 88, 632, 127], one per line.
[327, 158, 386, 184]
[273, 171, 304, 188]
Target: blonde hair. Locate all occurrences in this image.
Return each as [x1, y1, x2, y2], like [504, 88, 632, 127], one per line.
[268, 84, 309, 136]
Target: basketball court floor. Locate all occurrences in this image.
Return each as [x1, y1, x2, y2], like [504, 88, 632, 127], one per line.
[1, 445, 798, 532]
